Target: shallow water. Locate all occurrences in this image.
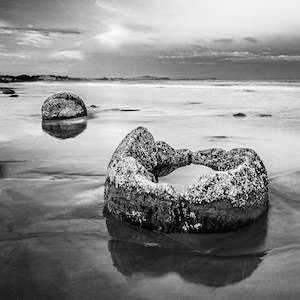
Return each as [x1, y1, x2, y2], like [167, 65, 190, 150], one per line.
[0, 80, 300, 299]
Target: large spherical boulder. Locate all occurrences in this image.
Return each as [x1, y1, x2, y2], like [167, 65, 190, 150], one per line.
[41, 92, 87, 120]
[104, 126, 269, 233]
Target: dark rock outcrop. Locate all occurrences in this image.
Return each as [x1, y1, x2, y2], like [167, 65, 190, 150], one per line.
[258, 113, 272, 117]
[104, 127, 269, 233]
[9, 94, 19, 98]
[41, 92, 87, 120]
[233, 112, 247, 117]
[119, 109, 140, 112]
[1, 88, 16, 95]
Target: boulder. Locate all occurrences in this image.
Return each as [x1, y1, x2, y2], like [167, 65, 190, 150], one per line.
[2, 88, 15, 95]
[41, 92, 87, 120]
[9, 94, 19, 98]
[105, 127, 269, 233]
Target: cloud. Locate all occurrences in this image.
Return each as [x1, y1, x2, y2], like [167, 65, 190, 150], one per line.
[0, 26, 81, 35]
[213, 38, 234, 44]
[49, 50, 85, 60]
[95, 23, 155, 48]
[0, 19, 10, 27]
[158, 50, 252, 60]
[16, 31, 54, 47]
[227, 54, 300, 62]
[0, 51, 29, 59]
[94, 1, 157, 49]
[94, 0, 300, 50]
[244, 37, 259, 43]
[160, 60, 215, 65]
[0, 26, 81, 48]
[158, 50, 300, 63]
[95, 0, 120, 13]
[95, 0, 135, 17]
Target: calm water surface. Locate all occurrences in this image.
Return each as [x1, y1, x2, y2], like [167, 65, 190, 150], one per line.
[0, 80, 300, 299]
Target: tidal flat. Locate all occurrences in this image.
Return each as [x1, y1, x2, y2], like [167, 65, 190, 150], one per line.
[1, 80, 300, 299]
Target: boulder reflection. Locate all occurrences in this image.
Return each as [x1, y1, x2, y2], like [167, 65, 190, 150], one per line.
[42, 119, 87, 139]
[105, 209, 267, 287]
[0, 164, 6, 178]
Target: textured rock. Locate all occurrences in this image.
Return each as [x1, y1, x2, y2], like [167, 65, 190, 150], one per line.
[105, 126, 269, 233]
[41, 92, 87, 120]
[154, 141, 192, 178]
[108, 127, 158, 173]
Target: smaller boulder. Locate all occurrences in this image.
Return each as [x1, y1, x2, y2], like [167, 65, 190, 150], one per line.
[42, 92, 87, 120]
[233, 112, 246, 117]
[9, 94, 19, 98]
[2, 88, 16, 95]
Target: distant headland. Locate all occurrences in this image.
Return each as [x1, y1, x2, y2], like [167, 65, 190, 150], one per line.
[0, 74, 172, 83]
[0, 74, 219, 83]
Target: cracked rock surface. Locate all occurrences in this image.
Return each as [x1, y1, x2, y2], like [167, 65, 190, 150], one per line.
[41, 92, 87, 120]
[105, 126, 269, 233]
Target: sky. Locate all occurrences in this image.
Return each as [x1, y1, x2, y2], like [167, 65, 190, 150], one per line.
[1, 0, 300, 79]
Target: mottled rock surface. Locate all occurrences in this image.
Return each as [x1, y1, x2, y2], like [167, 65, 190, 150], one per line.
[105, 126, 269, 233]
[154, 141, 192, 178]
[41, 92, 87, 120]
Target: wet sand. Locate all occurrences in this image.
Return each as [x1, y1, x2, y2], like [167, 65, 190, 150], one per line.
[0, 80, 300, 299]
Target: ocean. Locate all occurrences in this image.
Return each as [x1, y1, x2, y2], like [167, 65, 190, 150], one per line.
[0, 80, 300, 299]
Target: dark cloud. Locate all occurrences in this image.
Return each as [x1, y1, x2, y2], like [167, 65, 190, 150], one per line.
[244, 37, 258, 43]
[0, 26, 81, 35]
[213, 38, 234, 44]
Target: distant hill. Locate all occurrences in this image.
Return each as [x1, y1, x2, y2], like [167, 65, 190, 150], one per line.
[120, 75, 170, 81]
[0, 74, 171, 83]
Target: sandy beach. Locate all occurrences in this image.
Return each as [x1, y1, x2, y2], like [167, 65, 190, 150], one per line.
[1, 80, 300, 299]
